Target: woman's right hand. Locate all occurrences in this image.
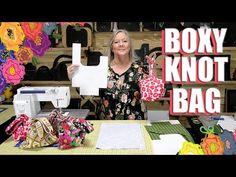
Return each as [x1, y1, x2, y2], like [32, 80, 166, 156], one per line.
[67, 64, 79, 81]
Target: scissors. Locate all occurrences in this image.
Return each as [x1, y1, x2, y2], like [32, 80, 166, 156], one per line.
[200, 125, 215, 134]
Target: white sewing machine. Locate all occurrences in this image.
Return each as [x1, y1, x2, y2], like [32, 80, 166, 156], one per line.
[13, 86, 71, 118]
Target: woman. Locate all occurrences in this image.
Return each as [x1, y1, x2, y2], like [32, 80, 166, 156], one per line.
[67, 29, 147, 120]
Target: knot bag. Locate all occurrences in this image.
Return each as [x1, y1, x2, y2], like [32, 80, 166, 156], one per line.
[139, 55, 165, 102]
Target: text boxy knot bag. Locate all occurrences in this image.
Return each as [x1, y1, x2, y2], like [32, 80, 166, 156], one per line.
[139, 55, 165, 102]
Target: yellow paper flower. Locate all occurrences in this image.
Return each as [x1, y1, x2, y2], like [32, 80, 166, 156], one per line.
[179, 142, 205, 155]
[0, 22, 25, 52]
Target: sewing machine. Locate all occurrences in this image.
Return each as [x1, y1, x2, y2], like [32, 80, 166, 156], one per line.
[13, 86, 71, 117]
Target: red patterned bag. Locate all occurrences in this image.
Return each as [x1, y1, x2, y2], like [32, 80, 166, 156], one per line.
[58, 116, 94, 149]
[5, 114, 31, 142]
[139, 55, 165, 101]
[48, 109, 94, 149]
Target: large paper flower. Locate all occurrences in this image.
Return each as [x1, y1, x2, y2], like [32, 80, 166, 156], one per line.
[20, 22, 43, 41]
[0, 42, 16, 65]
[15, 46, 33, 64]
[1, 58, 25, 85]
[219, 130, 236, 155]
[179, 142, 205, 155]
[0, 22, 25, 52]
[200, 134, 224, 155]
[24, 32, 51, 57]
[43, 22, 57, 35]
[0, 71, 7, 94]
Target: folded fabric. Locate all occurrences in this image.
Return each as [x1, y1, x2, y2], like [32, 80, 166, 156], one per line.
[145, 122, 194, 143]
[219, 129, 236, 155]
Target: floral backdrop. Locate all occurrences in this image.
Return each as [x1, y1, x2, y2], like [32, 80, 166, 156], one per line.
[0, 22, 84, 95]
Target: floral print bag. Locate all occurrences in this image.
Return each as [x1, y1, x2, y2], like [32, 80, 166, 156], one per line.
[48, 109, 94, 149]
[19, 117, 58, 149]
[58, 116, 94, 149]
[5, 114, 31, 142]
[139, 55, 165, 102]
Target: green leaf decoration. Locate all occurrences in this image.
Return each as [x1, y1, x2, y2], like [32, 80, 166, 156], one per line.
[52, 32, 62, 40]
[32, 56, 39, 67]
[73, 24, 81, 31]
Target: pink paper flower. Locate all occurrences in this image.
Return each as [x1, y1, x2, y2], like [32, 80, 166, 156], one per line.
[2, 58, 25, 85]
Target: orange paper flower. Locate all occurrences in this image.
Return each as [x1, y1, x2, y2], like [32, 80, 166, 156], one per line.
[0, 22, 25, 52]
[15, 46, 33, 64]
[200, 134, 224, 155]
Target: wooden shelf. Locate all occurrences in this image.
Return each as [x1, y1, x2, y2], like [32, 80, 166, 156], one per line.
[223, 47, 236, 51]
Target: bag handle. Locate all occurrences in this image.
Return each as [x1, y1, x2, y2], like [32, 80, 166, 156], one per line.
[145, 55, 156, 77]
[48, 109, 67, 128]
[5, 114, 29, 135]
[34, 117, 54, 138]
[5, 119, 23, 135]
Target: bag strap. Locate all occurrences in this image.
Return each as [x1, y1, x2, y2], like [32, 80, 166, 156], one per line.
[146, 55, 156, 77]
[5, 119, 23, 135]
[48, 109, 66, 129]
[35, 117, 54, 138]
[35, 120, 44, 138]
[5, 114, 29, 135]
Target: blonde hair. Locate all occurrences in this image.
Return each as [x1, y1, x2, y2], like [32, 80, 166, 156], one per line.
[108, 29, 139, 63]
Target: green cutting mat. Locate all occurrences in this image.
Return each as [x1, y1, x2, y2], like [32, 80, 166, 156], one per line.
[0, 105, 15, 125]
[145, 122, 195, 143]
